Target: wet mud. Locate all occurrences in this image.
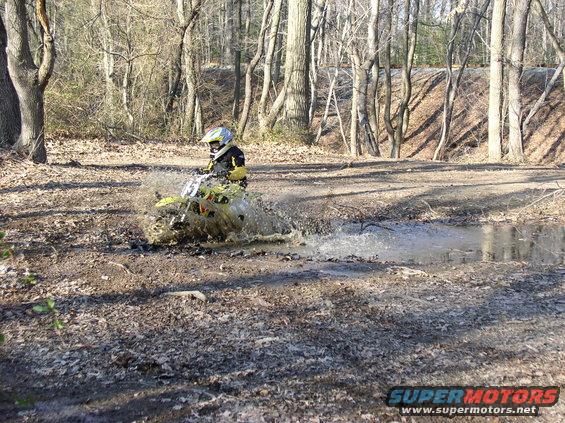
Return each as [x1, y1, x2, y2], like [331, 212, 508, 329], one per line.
[1, 140, 564, 421]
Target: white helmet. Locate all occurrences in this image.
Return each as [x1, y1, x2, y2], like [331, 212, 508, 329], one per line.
[202, 127, 234, 160]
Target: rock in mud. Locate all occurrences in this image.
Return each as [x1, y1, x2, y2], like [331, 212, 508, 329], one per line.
[388, 266, 429, 278]
[162, 290, 207, 302]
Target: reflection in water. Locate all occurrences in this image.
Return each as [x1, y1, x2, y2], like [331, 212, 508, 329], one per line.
[478, 224, 563, 265]
[241, 222, 564, 265]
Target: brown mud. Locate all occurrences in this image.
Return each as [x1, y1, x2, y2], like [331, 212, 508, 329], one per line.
[1, 139, 564, 422]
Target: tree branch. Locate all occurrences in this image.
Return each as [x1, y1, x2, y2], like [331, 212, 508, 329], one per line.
[36, 0, 56, 88]
[521, 0, 565, 133]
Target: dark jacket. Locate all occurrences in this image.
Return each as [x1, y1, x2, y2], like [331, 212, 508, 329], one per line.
[204, 145, 248, 187]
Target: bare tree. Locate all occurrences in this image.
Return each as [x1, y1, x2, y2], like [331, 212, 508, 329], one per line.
[90, 0, 118, 123]
[349, 0, 380, 157]
[521, 0, 565, 134]
[283, 0, 312, 132]
[273, 2, 287, 87]
[391, 0, 419, 159]
[121, 4, 135, 129]
[236, 0, 275, 137]
[232, 0, 242, 120]
[507, 0, 532, 162]
[1, 0, 557, 163]
[5, 0, 56, 163]
[181, 0, 203, 137]
[367, 0, 381, 156]
[382, 0, 395, 150]
[257, 0, 284, 126]
[433, 0, 491, 161]
[308, 0, 327, 124]
[163, 1, 201, 122]
[0, 14, 21, 148]
[487, 0, 506, 162]
[315, 3, 351, 144]
[259, 79, 286, 132]
[184, 34, 200, 137]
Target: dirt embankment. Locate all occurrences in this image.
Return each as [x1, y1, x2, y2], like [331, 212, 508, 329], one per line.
[0, 140, 564, 421]
[313, 67, 564, 163]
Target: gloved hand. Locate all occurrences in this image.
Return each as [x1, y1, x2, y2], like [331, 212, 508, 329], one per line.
[212, 170, 229, 178]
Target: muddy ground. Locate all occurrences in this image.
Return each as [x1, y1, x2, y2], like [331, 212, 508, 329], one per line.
[1, 139, 564, 422]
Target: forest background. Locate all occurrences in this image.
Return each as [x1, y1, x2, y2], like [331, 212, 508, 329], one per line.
[0, 0, 563, 164]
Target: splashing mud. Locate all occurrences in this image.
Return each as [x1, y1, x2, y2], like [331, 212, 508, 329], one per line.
[230, 221, 565, 265]
[136, 172, 295, 244]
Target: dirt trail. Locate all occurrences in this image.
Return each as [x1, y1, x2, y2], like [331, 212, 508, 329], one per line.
[1, 139, 564, 422]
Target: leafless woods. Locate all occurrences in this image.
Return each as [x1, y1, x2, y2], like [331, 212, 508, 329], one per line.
[0, 0, 563, 163]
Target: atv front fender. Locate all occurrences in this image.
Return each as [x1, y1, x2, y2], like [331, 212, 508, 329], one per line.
[155, 196, 188, 208]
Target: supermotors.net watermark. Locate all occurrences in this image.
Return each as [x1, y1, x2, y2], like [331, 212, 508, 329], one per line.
[385, 386, 560, 417]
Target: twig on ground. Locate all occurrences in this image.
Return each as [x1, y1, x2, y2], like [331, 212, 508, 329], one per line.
[515, 188, 563, 217]
[108, 261, 134, 274]
[420, 199, 439, 216]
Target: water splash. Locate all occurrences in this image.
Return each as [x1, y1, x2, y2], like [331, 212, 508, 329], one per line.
[136, 172, 295, 244]
[236, 221, 565, 265]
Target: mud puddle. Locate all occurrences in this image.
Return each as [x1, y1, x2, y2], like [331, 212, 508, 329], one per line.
[213, 222, 564, 265]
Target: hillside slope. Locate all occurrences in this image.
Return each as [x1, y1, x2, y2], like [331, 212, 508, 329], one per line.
[321, 67, 564, 163]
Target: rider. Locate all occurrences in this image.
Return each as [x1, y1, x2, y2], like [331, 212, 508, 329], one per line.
[200, 127, 248, 187]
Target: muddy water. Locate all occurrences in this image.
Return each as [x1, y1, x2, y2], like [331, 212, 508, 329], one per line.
[231, 222, 565, 265]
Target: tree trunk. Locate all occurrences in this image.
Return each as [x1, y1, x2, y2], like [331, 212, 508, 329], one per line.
[367, 0, 381, 156]
[258, 0, 284, 125]
[180, 1, 202, 137]
[391, 0, 419, 159]
[507, 0, 532, 162]
[350, 62, 360, 156]
[433, 3, 463, 161]
[0, 15, 21, 148]
[487, 0, 506, 162]
[5, 0, 55, 163]
[236, 0, 275, 137]
[244, 0, 251, 38]
[232, 0, 242, 120]
[355, 64, 379, 156]
[261, 87, 286, 131]
[194, 95, 203, 135]
[164, 0, 201, 123]
[219, 1, 226, 65]
[164, 25, 186, 116]
[522, 0, 565, 134]
[164, 1, 189, 116]
[273, 30, 284, 86]
[184, 25, 199, 136]
[224, 0, 234, 65]
[383, 0, 395, 149]
[349, 0, 380, 157]
[315, 69, 338, 143]
[332, 90, 348, 149]
[308, 0, 327, 124]
[283, 0, 312, 132]
[122, 6, 135, 129]
[90, 0, 118, 123]
[362, 0, 380, 156]
[434, 0, 490, 161]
